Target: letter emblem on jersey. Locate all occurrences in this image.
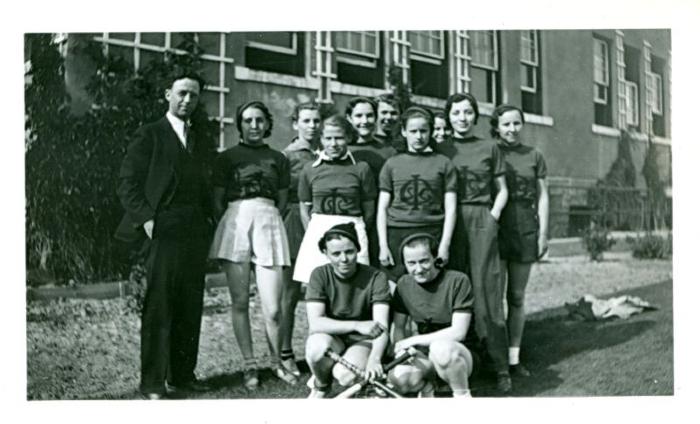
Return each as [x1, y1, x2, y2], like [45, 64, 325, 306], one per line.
[398, 174, 434, 211]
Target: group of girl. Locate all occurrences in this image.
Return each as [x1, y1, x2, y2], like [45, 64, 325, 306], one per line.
[207, 92, 549, 394]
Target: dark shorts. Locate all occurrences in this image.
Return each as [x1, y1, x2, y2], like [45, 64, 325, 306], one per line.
[498, 201, 539, 263]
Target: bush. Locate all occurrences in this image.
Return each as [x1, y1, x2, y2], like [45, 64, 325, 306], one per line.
[25, 34, 217, 285]
[581, 223, 616, 261]
[627, 233, 672, 259]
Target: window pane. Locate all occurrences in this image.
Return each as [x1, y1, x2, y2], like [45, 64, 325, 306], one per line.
[335, 31, 378, 57]
[248, 32, 294, 49]
[140, 32, 165, 46]
[108, 32, 135, 42]
[197, 32, 220, 55]
[471, 31, 495, 68]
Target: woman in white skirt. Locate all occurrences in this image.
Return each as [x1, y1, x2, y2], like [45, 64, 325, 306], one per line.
[209, 101, 296, 389]
[293, 114, 377, 284]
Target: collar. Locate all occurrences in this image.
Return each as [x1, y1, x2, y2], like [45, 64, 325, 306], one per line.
[407, 146, 434, 155]
[285, 137, 315, 153]
[239, 141, 269, 149]
[166, 112, 189, 145]
[497, 139, 523, 150]
[312, 150, 356, 167]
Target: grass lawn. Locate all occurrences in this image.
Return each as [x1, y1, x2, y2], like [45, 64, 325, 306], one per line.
[26, 253, 672, 399]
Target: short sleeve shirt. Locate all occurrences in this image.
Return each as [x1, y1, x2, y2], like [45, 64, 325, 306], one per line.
[282, 140, 317, 204]
[348, 140, 397, 184]
[435, 135, 505, 205]
[305, 263, 392, 321]
[378, 152, 458, 227]
[392, 270, 474, 334]
[497, 142, 547, 202]
[298, 158, 376, 217]
[213, 143, 291, 202]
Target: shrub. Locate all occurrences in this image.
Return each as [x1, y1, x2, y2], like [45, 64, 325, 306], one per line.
[627, 232, 672, 259]
[25, 34, 217, 285]
[581, 222, 616, 261]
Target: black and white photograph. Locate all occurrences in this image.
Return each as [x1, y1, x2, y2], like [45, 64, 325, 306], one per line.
[8, 0, 700, 423]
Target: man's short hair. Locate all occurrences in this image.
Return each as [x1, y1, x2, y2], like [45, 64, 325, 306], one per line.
[166, 70, 206, 92]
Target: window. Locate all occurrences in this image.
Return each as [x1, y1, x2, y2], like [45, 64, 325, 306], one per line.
[334, 31, 384, 88]
[593, 36, 613, 127]
[470, 31, 500, 105]
[650, 55, 667, 136]
[624, 81, 639, 126]
[335, 31, 380, 59]
[409, 31, 448, 98]
[244, 32, 305, 76]
[623, 45, 641, 130]
[246, 32, 297, 55]
[409, 31, 445, 62]
[94, 32, 235, 150]
[650, 72, 663, 115]
[520, 30, 542, 115]
[593, 38, 609, 104]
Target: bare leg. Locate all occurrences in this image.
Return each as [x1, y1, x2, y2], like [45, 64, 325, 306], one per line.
[254, 264, 284, 361]
[305, 333, 343, 387]
[223, 261, 254, 360]
[429, 340, 472, 396]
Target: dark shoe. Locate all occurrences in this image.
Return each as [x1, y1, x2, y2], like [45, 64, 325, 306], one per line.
[141, 392, 167, 400]
[509, 363, 531, 378]
[496, 372, 512, 394]
[166, 380, 211, 394]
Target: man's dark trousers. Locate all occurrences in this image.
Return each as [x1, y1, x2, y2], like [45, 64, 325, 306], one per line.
[139, 145, 210, 394]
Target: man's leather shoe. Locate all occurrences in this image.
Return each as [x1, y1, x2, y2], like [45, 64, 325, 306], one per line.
[141, 392, 166, 400]
[166, 380, 211, 394]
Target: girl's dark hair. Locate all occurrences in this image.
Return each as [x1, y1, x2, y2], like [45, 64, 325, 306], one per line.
[236, 101, 273, 138]
[344, 96, 378, 117]
[399, 233, 439, 264]
[375, 93, 402, 114]
[489, 104, 525, 138]
[321, 114, 354, 138]
[291, 101, 322, 122]
[444, 93, 480, 129]
[433, 110, 447, 122]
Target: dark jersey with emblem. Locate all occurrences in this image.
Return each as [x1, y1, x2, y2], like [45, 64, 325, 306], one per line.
[348, 139, 397, 184]
[282, 140, 317, 204]
[213, 143, 291, 202]
[306, 263, 391, 321]
[378, 151, 458, 227]
[497, 142, 547, 202]
[298, 157, 376, 217]
[392, 269, 474, 336]
[435, 135, 505, 205]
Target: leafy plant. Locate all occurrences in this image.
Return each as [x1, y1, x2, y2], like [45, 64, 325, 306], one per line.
[25, 33, 217, 285]
[581, 222, 616, 261]
[626, 232, 672, 259]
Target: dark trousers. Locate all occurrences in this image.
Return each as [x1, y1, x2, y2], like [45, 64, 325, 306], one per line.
[451, 204, 509, 373]
[139, 208, 209, 394]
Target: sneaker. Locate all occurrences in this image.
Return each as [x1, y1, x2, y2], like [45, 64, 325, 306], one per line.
[281, 357, 302, 378]
[243, 368, 259, 390]
[273, 365, 298, 386]
[418, 381, 435, 398]
[496, 372, 512, 394]
[509, 363, 531, 378]
[307, 387, 328, 399]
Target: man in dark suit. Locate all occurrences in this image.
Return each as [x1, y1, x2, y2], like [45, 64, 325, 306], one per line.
[115, 72, 214, 399]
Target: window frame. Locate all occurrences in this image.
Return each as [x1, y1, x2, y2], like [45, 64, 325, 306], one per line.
[408, 30, 445, 64]
[470, 30, 499, 71]
[624, 80, 640, 126]
[245, 32, 298, 55]
[334, 31, 381, 59]
[593, 37, 610, 105]
[650, 72, 663, 115]
[520, 30, 539, 93]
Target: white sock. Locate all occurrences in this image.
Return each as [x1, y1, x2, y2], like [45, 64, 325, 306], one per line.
[509, 347, 520, 365]
[453, 390, 471, 398]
